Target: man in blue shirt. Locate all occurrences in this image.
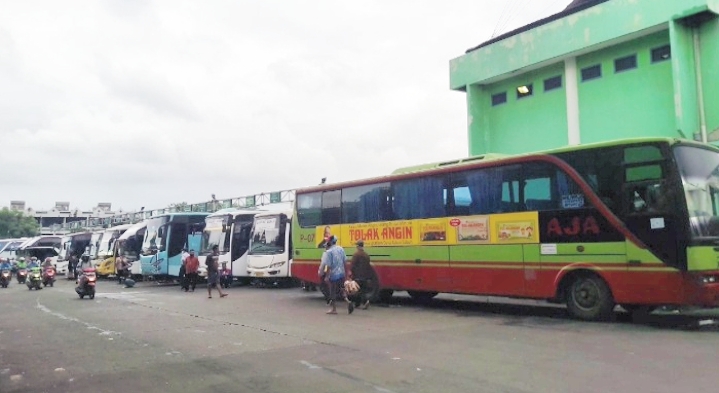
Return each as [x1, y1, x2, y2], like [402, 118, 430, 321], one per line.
[0, 258, 11, 271]
[318, 236, 352, 315]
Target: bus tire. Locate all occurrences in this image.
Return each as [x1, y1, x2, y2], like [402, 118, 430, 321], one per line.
[407, 291, 438, 303]
[377, 289, 394, 303]
[566, 274, 614, 321]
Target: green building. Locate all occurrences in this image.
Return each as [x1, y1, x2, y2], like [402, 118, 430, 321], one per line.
[450, 0, 719, 155]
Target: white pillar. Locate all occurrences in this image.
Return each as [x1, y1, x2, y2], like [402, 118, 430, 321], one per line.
[565, 57, 581, 145]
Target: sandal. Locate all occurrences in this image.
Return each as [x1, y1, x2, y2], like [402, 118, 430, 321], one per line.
[220, 294, 228, 298]
[208, 296, 212, 299]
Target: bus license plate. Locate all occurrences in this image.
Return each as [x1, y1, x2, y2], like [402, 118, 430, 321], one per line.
[255, 272, 264, 277]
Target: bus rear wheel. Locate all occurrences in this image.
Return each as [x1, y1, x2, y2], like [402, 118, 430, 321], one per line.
[566, 274, 614, 321]
[407, 291, 438, 303]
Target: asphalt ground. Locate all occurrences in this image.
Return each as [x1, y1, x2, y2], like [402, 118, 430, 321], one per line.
[2, 277, 719, 393]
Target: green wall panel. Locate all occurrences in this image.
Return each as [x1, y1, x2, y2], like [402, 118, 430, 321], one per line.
[577, 31, 675, 143]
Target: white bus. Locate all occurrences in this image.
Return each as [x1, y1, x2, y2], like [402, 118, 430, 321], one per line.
[246, 210, 294, 284]
[117, 221, 147, 279]
[16, 236, 63, 272]
[97, 224, 133, 260]
[198, 208, 265, 283]
[89, 231, 104, 260]
[0, 238, 27, 261]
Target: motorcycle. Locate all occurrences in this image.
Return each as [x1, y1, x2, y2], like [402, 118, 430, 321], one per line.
[16, 268, 28, 284]
[75, 267, 97, 299]
[42, 267, 56, 287]
[26, 268, 42, 291]
[1, 269, 11, 288]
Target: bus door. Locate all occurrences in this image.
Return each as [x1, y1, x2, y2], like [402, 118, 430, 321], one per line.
[619, 145, 684, 301]
[187, 223, 204, 258]
[166, 223, 188, 276]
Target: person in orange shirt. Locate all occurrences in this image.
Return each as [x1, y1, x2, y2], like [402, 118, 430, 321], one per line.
[184, 249, 200, 292]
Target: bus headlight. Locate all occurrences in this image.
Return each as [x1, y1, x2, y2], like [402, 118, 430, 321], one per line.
[701, 275, 719, 284]
[268, 261, 285, 269]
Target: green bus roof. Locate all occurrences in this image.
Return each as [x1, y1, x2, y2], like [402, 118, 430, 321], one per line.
[298, 137, 719, 193]
[393, 137, 719, 175]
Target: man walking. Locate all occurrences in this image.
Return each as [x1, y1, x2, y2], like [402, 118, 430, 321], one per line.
[115, 256, 127, 284]
[206, 245, 227, 299]
[348, 240, 374, 309]
[179, 248, 189, 290]
[184, 249, 200, 292]
[318, 236, 350, 314]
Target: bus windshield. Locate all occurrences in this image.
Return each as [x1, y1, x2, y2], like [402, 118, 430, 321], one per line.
[142, 217, 169, 253]
[674, 145, 719, 240]
[201, 217, 229, 255]
[249, 215, 285, 255]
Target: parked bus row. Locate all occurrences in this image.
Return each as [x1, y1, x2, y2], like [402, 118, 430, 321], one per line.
[135, 207, 293, 285]
[34, 137, 719, 322]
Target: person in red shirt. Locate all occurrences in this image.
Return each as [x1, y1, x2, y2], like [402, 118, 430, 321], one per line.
[184, 249, 200, 292]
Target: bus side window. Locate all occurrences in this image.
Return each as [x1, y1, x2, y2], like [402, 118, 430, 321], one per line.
[297, 192, 322, 228]
[392, 176, 446, 219]
[462, 165, 520, 215]
[321, 190, 342, 225]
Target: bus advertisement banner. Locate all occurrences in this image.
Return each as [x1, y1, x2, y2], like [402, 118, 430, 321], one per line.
[314, 212, 539, 248]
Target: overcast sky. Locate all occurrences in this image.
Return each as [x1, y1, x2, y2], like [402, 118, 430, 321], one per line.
[1, 0, 570, 212]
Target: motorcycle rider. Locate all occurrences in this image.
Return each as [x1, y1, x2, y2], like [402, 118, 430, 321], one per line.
[15, 257, 27, 281]
[75, 254, 92, 283]
[78, 253, 92, 270]
[28, 257, 39, 269]
[75, 255, 95, 295]
[42, 257, 55, 281]
[0, 258, 11, 284]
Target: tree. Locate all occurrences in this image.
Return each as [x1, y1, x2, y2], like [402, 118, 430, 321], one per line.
[0, 208, 39, 238]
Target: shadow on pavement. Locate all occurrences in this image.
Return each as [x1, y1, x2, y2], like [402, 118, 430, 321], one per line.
[291, 289, 719, 332]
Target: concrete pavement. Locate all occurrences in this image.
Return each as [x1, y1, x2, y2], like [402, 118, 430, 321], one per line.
[1, 278, 719, 393]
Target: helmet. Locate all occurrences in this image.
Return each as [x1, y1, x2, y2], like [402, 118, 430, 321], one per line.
[44, 257, 52, 263]
[31, 257, 37, 261]
[18, 257, 25, 262]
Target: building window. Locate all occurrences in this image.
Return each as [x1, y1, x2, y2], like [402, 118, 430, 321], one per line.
[651, 45, 671, 63]
[581, 65, 602, 82]
[544, 76, 562, 92]
[491, 92, 507, 106]
[516, 84, 533, 99]
[615, 54, 637, 73]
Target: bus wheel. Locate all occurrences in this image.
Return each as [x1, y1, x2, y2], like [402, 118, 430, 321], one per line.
[377, 289, 394, 304]
[566, 274, 614, 321]
[407, 291, 438, 303]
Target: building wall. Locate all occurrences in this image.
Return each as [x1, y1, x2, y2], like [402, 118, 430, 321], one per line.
[452, 0, 719, 157]
[576, 31, 675, 143]
[700, 18, 719, 141]
[470, 63, 567, 155]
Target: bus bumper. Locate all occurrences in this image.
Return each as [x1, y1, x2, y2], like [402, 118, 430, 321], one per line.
[684, 272, 719, 307]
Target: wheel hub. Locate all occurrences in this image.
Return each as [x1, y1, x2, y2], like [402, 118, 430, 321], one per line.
[573, 280, 600, 310]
